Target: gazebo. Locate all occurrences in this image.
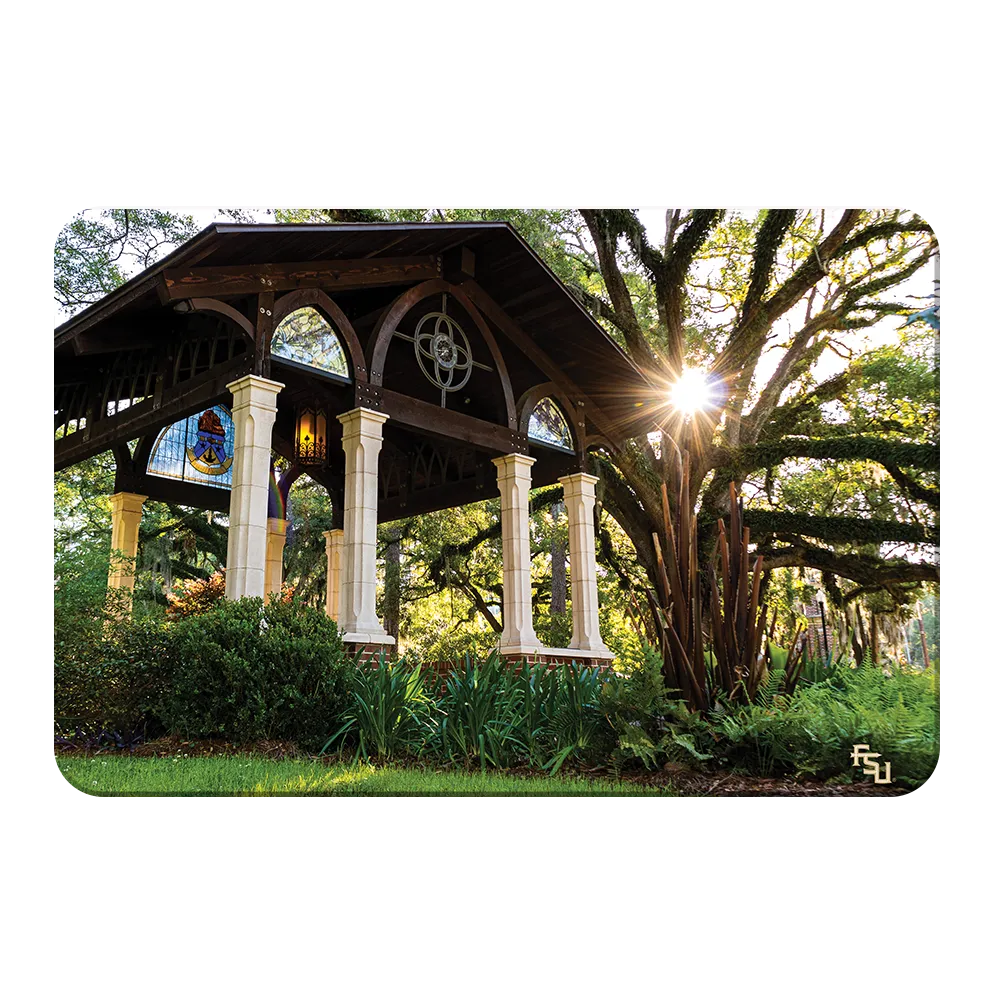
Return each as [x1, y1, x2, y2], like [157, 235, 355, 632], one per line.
[54, 222, 649, 664]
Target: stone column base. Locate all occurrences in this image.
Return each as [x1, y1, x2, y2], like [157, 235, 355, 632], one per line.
[499, 646, 615, 669]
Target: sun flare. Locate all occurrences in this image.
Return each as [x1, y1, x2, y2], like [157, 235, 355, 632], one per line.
[668, 368, 714, 416]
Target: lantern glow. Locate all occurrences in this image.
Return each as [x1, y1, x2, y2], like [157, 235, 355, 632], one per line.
[295, 404, 328, 465]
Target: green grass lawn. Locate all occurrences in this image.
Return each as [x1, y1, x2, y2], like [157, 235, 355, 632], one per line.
[56, 755, 676, 796]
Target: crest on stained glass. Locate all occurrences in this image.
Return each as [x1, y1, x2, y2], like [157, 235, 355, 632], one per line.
[187, 408, 232, 475]
[528, 397, 574, 451]
[147, 405, 235, 489]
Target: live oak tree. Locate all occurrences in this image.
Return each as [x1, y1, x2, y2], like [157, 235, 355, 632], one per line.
[568, 209, 938, 622]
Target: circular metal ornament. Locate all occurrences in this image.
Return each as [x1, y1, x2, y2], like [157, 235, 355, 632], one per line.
[414, 312, 474, 392]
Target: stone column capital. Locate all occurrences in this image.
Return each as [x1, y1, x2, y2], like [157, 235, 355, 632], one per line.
[110, 491, 148, 515]
[226, 374, 285, 411]
[492, 453, 536, 476]
[558, 472, 599, 496]
[337, 407, 390, 433]
[322, 527, 345, 544]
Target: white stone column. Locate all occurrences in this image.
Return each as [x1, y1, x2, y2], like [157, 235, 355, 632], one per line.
[108, 491, 146, 609]
[322, 528, 344, 622]
[265, 518, 289, 602]
[338, 407, 394, 644]
[559, 473, 612, 658]
[225, 375, 284, 600]
[493, 454, 541, 654]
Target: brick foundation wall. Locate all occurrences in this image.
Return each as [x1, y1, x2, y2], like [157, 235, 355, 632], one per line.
[344, 642, 396, 661]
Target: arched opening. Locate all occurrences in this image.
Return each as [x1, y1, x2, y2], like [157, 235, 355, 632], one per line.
[147, 404, 235, 490]
[277, 468, 332, 605]
[271, 306, 350, 380]
[527, 396, 574, 452]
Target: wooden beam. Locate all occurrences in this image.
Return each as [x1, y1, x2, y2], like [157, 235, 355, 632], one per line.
[54, 277, 160, 346]
[378, 478, 490, 523]
[443, 246, 475, 282]
[160, 256, 441, 300]
[186, 298, 256, 342]
[116, 472, 233, 513]
[54, 355, 250, 471]
[370, 385, 529, 455]
[458, 280, 618, 443]
[375, 450, 577, 522]
[254, 291, 275, 376]
[72, 329, 160, 357]
[514, 302, 563, 325]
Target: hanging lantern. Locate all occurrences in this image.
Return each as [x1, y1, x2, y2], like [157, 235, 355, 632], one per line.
[295, 404, 328, 465]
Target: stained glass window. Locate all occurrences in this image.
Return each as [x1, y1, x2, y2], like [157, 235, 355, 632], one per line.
[147, 404, 235, 490]
[271, 306, 349, 378]
[528, 397, 574, 451]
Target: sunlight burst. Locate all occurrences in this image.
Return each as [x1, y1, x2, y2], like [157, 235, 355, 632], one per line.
[668, 368, 714, 416]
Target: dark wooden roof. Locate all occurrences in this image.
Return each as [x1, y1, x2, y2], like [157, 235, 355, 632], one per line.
[54, 221, 649, 428]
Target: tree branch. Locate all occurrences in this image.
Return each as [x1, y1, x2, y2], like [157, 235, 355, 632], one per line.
[580, 210, 659, 371]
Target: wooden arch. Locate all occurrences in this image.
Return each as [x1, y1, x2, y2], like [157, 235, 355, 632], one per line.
[515, 382, 581, 447]
[272, 288, 368, 382]
[583, 433, 616, 454]
[188, 297, 255, 341]
[368, 279, 517, 429]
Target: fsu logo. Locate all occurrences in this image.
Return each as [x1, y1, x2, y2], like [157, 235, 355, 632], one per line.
[187, 409, 232, 475]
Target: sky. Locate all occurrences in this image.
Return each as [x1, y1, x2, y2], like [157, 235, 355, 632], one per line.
[64, 206, 937, 400]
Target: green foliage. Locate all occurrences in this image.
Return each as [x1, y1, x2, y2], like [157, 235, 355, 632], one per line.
[431, 655, 535, 769]
[55, 546, 170, 735]
[160, 598, 350, 750]
[327, 654, 613, 774]
[709, 660, 939, 785]
[323, 657, 432, 761]
[599, 645, 713, 770]
[55, 209, 200, 313]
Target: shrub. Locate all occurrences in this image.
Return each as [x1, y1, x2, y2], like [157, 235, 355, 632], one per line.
[55, 547, 171, 738]
[166, 570, 295, 617]
[159, 598, 350, 750]
[55, 612, 173, 739]
[166, 571, 227, 617]
[410, 655, 611, 772]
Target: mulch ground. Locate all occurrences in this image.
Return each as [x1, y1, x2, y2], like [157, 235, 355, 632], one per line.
[55, 734, 303, 760]
[54, 736, 908, 795]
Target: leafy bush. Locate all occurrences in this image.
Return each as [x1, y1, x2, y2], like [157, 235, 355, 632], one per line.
[159, 598, 350, 750]
[166, 570, 295, 617]
[431, 655, 534, 768]
[55, 547, 171, 737]
[166, 570, 227, 617]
